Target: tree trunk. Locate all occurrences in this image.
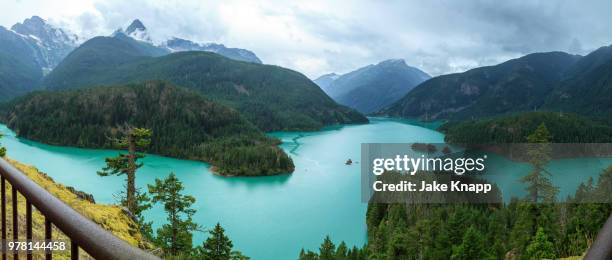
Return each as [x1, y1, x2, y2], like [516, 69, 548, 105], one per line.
[127, 132, 136, 213]
[171, 211, 177, 255]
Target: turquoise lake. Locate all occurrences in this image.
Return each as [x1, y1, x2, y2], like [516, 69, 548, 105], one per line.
[1, 117, 611, 259]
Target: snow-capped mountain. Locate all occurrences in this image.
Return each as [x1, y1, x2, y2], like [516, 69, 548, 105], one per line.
[114, 19, 262, 64]
[0, 16, 79, 100]
[162, 37, 262, 64]
[113, 19, 152, 43]
[9, 16, 79, 71]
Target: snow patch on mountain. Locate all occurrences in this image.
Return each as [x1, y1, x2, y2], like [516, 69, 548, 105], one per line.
[8, 16, 79, 71]
[113, 19, 262, 64]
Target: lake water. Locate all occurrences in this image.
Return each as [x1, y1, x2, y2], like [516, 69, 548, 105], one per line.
[1, 118, 611, 259]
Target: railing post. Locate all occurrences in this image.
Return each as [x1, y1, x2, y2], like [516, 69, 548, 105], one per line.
[71, 241, 78, 260]
[26, 201, 32, 260]
[45, 218, 51, 260]
[1, 176, 5, 260]
[11, 187, 16, 260]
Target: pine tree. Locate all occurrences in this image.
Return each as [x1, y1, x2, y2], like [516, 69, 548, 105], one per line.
[521, 123, 559, 203]
[319, 235, 336, 260]
[450, 226, 489, 260]
[348, 246, 361, 260]
[98, 127, 152, 214]
[526, 227, 555, 259]
[336, 242, 348, 259]
[148, 173, 200, 256]
[200, 223, 234, 260]
[509, 203, 536, 254]
[595, 166, 612, 201]
[298, 249, 318, 260]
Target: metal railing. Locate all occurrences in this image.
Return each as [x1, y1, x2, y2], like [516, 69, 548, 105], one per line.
[585, 213, 612, 260]
[0, 158, 158, 260]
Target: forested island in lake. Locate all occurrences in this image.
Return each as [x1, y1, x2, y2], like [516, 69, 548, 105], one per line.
[1, 81, 294, 176]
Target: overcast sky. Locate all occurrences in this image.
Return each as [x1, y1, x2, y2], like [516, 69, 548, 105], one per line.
[2, 0, 612, 78]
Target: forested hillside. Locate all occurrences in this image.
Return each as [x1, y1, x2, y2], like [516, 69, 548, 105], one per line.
[545, 45, 612, 116]
[42, 35, 168, 91]
[382, 52, 581, 120]
[361, 168, 611, 259]
[441, 112, 612, 144]
[302, 166, 612, 259]
[2, 81, 294, 176]
[42, 36, 367, 131]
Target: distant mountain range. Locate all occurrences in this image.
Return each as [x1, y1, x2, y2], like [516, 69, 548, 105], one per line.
[114, 19, 262, 64]
[5, 15, 612, 129]
[381, 49, 612, 120]
[315, 59, 430, 114]
[0, 17, 264, 102]
[0, 16, 78, 100]
[162, 37, 261, 64]
[42, 34, 366, 131]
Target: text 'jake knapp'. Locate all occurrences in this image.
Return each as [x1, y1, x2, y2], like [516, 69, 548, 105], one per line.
[370, 155, 492, 194]
[372, 180, 492, 194]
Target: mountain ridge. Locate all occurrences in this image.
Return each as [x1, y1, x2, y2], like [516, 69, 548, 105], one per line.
[316, 59, 430, 114]
[42, 40, 367, 131]
[9, 16, 79, 71]
[381, 51, 585, 120]
[115, 19, 262, 64]
[313, 73, 340, 91]
[0, 16, 79, 100]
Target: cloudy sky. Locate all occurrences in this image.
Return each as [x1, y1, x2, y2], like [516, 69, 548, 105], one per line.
[2, 0, 612, 78]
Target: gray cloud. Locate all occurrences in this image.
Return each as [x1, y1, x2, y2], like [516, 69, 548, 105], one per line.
[2, 0, 612, 78]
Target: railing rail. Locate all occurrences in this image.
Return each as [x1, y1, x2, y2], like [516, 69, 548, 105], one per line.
[585, 213, 612, 260]
[0, 158, 158, 260]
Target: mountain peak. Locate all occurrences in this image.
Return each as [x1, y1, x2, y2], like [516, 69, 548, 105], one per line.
[313, 73, 341, 91]
[318, 73, 339, 79]
[119, 19, 151, 42]
[379, 59, 406, 66]
[22, 16, 46, 26]
[8, 15, 78, 70]
[11, 16, 46, 32]
[125, 19, 146, 34]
